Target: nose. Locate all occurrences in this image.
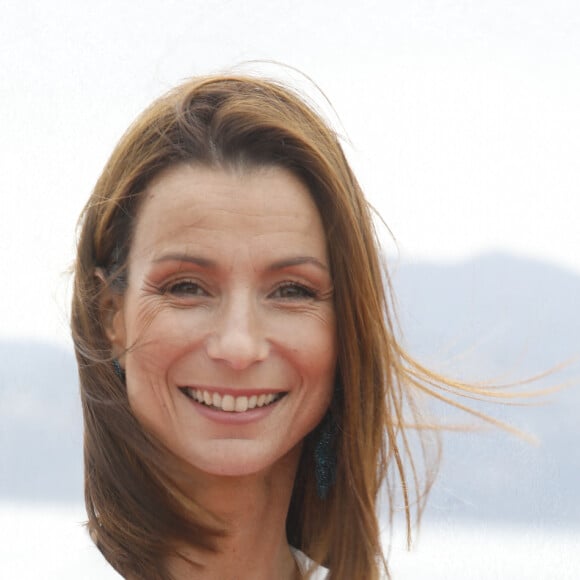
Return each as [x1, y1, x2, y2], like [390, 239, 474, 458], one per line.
[205, 292, 269, 370]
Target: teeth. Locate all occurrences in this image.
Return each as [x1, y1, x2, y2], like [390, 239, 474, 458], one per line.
[222, 394, 234, 412]
[185, 389, 282, 412]
[235, 396, 248, 412]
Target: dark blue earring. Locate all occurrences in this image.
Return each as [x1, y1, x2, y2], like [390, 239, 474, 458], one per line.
[112, 359, 125, 381]
[314, 414, 337, 500]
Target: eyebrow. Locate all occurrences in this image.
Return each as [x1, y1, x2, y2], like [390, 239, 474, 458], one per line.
[266, 256, 329, 272]
[152, 254, 217, 268]
[152, 253, 329, 272]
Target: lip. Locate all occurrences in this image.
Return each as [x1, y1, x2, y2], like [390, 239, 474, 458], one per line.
[179, 386, 287, 425]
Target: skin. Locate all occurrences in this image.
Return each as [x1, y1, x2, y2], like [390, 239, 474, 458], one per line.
[104, 163, 337, 579]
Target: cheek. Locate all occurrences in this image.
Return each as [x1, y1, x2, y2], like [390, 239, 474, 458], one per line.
[122, 309, 205, 412]
[124, 302, 205, 366]
[283, 313, 337, 386]
[124, 346, 172, 423]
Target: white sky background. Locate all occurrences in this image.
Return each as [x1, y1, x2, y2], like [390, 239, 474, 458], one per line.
[1, 0, 579, 346]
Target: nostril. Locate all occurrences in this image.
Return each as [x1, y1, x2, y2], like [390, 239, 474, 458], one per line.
[205, 330, 268, 369]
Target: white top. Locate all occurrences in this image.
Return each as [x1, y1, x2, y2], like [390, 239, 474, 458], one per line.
[291, 548, 329, 579]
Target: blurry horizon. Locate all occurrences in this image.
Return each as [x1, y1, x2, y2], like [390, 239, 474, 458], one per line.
[2, 502, 579, 579]
[3, 254, 579, 521]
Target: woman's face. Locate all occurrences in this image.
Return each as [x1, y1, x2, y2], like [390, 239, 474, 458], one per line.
[107, 164, 337, 477]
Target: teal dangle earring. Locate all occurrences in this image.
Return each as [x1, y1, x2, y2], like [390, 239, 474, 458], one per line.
[314, 413, 337, 500]
[112, 359, 125, 381]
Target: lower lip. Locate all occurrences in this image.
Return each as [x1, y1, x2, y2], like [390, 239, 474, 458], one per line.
[181, 392, 284, 425]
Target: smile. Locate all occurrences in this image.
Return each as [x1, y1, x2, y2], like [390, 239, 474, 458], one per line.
[180, 388, 286, 413]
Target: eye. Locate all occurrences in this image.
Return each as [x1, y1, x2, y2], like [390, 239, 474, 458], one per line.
[165, 280, 208, 298]
[270, 282, 317, 300]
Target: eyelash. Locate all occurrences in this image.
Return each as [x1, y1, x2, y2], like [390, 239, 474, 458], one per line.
[164, 279, 208, 297]
[271, 282, 317, 300]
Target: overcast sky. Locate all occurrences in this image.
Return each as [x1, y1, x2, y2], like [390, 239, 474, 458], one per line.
[1, 0, 578, 345]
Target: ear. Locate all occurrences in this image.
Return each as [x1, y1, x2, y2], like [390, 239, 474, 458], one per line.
[95, 268, 127, 362]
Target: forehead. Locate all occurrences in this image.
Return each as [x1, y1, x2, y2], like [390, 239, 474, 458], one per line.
[130, 164, 327, 259]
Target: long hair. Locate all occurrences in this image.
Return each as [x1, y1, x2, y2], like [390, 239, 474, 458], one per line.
[72, 74, 449, 579]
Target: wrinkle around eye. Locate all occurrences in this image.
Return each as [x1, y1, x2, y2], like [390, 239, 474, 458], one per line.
[124, 294, 167, 354]
[268, 292, 335, 322]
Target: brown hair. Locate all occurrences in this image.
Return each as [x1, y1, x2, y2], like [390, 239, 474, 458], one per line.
[72, 74, 462, 579]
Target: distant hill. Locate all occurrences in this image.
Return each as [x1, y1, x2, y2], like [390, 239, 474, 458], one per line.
[1, 253, 578, 527]
[0, 340, 83, 501]
[389, 253, 580, 527]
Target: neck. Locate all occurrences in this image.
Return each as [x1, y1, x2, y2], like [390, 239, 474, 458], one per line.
[166, 446, 302, 580]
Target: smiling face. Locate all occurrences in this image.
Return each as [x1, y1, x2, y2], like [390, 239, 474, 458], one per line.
[106, 164, 337, 478]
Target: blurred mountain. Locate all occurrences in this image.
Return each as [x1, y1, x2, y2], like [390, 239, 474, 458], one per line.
[1, 253, 578, 527]
[0, 340, 83, 501]
[389, 252, 580, 527]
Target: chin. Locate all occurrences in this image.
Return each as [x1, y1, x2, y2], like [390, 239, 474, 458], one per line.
[178, 441, 302, 479]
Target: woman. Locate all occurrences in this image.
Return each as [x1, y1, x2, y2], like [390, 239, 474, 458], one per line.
[72, 74, 451, 579]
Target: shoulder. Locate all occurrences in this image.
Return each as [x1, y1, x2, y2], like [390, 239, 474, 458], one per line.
[291, 547, 329, 579]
